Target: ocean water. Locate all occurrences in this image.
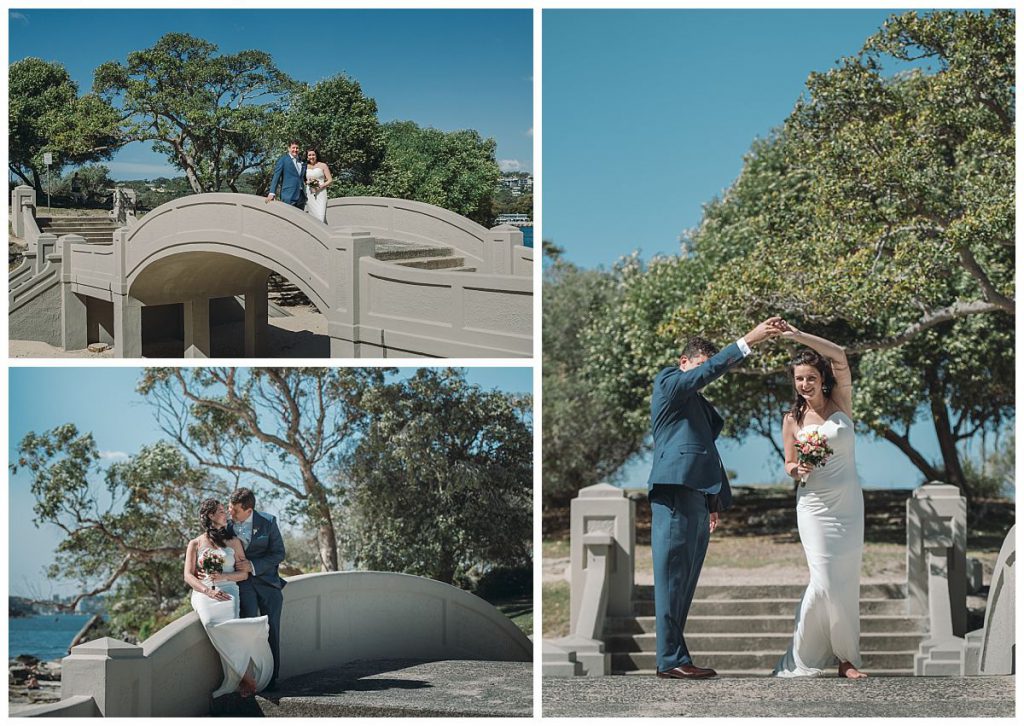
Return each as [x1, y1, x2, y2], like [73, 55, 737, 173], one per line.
[521, 226, 533, 248]
[9, 614, 92, 661]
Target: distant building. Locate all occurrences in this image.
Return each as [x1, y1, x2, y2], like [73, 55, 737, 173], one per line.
[495, 213, 531, 226]
[498, 173, 533, 196]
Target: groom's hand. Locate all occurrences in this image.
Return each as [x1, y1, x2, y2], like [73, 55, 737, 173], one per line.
[744, 317, 783, 347]
[265, 194, 275, 204]
[709, 512, 720, 534]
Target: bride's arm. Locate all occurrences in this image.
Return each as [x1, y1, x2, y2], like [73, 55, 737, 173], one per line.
[212, 538, 252, 583]
[322, 163, 333, 187]
[184, 539, 226, 598]
[781, 323, 853, 414]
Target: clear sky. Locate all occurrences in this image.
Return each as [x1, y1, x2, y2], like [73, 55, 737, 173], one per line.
[543, 8, 903, 269]
[543, 9, 1007, 492]
[8, 8, 533, 180]
[7, 366, 532, 597]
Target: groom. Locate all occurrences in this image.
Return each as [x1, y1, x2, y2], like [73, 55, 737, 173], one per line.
[647, 317, 780, 679]
[265, 140, 307, 209]
[228, 487, 287, 689]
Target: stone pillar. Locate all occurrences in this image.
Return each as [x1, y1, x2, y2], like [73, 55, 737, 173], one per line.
[486, 224, 523, 275]
[569, 483, 635, 630]
[327, 230, 375, 358]
[36, 232, 57, 274]
[979, 525, 1015, 675]
[183, 298, 211, 358]
[60, 637, 151, 717]
[906, 482, 967, 636]
[244, 278, 269, 357]
[114, 294, 143, 358]
[11, 185, 35, 239]
[60, 234, 88, 351]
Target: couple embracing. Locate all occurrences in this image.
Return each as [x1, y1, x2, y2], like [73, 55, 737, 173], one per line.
[265, 140, 334, 224]
[183, 488, 286, 700]
[648, 317, 867, 681]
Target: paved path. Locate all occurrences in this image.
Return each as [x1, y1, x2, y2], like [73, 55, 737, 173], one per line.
[542, 675, 1015, 717]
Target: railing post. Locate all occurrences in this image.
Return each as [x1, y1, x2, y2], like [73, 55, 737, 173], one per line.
[60, 234, 87, 351]
[11, 184, 35, 239]
[111, 227, 142, 358]
[570, 483, 635, 627]
[61, 637, 151, 716]
[486, 224, 523, 275]
[327, 229, 375, 357]
[978, 525, 1015, 675]
[906, 482, 967, 635]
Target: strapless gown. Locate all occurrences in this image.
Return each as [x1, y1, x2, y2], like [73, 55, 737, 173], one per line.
[190, 546, 274, 697]
[773, 411, 864, 676]
[304, 166, 328, 224]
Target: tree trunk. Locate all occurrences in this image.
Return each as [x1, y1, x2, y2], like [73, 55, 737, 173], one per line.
[927, 371, 970, 495]
[303, 469, 338, 571]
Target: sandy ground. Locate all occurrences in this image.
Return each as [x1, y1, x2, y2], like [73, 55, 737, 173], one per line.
[9, 306, 330, 359]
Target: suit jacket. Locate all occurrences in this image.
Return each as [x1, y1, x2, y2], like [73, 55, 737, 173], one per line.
[646, 341, 745, 512]
[229, 511, 287, 590]
[269, 153, 307, 205]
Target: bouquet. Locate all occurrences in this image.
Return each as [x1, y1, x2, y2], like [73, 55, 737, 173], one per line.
[795, 430, 834, 487]
[198, 549, 225, 587]
[307, 177, 322, 196]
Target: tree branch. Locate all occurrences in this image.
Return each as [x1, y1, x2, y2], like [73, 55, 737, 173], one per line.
[958, 246, 1014, 313]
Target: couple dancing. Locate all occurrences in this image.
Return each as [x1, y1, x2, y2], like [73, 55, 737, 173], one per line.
[648, 317, 867, 680]
[265, 140, 333, 224]
[183, 488, 287, 700]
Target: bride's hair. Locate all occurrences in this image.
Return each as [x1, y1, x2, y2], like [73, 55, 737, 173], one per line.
[786, 349, 837, 426]
[305, 147, 321, 162]
[199, 498, 230, 547]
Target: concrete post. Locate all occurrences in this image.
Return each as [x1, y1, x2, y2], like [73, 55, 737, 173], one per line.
[906, 483, 967, 636]
[35, 233, 57, 275]
[328, 230, 375, 358]
[60, 637, 151, 717]
[569, 483, 635, 630]
[486, 224, 523, 275]
[60, 234, 87, 351]
[244, 278, 269, 357]
[11, 185, 35, 239]
[114, 294, 143, 358]
[183, 298, 211, 358]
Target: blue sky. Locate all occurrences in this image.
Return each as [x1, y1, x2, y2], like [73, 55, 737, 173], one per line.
[544, 9, 1008, 492]
[8, 366, 532, 597]
[8, 8, 533, 180]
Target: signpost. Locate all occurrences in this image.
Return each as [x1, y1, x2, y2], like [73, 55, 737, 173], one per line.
[43, 152, 53, 210]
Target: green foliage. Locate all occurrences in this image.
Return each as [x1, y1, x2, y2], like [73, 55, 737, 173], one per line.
[369, 121, 501, 226]
[13, 426, 224, 640]
[48, 164, 115, 205]
[93, 33, 297, 193]
[283, 75, 386, 195]
[341, 369, 532, 585]
[8, 58, 120, 190]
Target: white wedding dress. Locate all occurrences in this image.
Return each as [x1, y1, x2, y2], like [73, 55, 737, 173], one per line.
[190, 545, 274, 697]
[773, 411, 864, 677]
[304, 166, 328, 224]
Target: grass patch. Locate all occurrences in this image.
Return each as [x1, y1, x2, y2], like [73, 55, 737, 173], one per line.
[543, 539, 569, 559]
[542, 580, 570, 639]
[490, 596, 533, 637]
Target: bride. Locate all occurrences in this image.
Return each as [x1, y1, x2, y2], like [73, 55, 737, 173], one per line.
[184, 499, 274, 698]
[771, 321, 868, 679]
[303, 148, 333, 224]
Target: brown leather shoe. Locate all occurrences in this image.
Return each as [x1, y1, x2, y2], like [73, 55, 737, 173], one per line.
[656, 664, 718, 679]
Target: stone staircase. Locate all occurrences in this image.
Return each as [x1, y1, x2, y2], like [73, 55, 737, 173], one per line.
[604, 583, 928, 676]
[35, 216, 120, 244]
[269, 240, 476, 307]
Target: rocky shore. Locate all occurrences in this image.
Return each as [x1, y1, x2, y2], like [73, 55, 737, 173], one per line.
[9, 656, 62, 709]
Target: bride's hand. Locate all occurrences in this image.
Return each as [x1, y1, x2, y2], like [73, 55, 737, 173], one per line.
[205, 587, 231, 601]
[775, 319, 801, 337]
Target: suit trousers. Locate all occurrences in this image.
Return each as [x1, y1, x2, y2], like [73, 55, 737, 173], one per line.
[238, 579, 284, 682]
[650, 484, 711, 671]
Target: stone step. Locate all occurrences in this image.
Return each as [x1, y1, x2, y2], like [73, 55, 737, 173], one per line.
[374, 245, 454, 261]
[605, 614, 929, 635]
[46, 232, 116, 243]
[634, 583, 908, 601]
[605, 632, 927, 653]
[394, 255, 466, 270]
[632, 598, 910, 617]
[610, 651, 916, 672]
[36, 216, 116, 226]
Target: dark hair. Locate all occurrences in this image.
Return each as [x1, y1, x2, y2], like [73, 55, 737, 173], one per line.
[680, 336, 719, 360]
[786, 349, 837, 426]
[230, 487, 256, 511]
[305, 147, 321, 161]
[288, 140, 301, 147]
[199, 498, 229, 547]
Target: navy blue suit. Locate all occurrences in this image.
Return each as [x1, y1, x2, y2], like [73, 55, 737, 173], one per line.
[229, 511, 286, 683]
[647, 341, 745, 671]
[268, 153, 307, 208]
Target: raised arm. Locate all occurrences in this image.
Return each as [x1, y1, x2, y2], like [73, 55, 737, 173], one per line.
[779, 322, 853, 415]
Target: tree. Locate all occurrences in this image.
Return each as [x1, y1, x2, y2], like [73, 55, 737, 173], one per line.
[13, 427, 223, 639]
[542, 244, 649, 506]
[341, 369, 532, 585]
[370, 121, 501, 226]
[9, 58, 120, 191]
[137, 367, 388, 571]
[93, 33, 296, 193]
[50, 164, 115, 205]
[283, 75, 386, 196]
